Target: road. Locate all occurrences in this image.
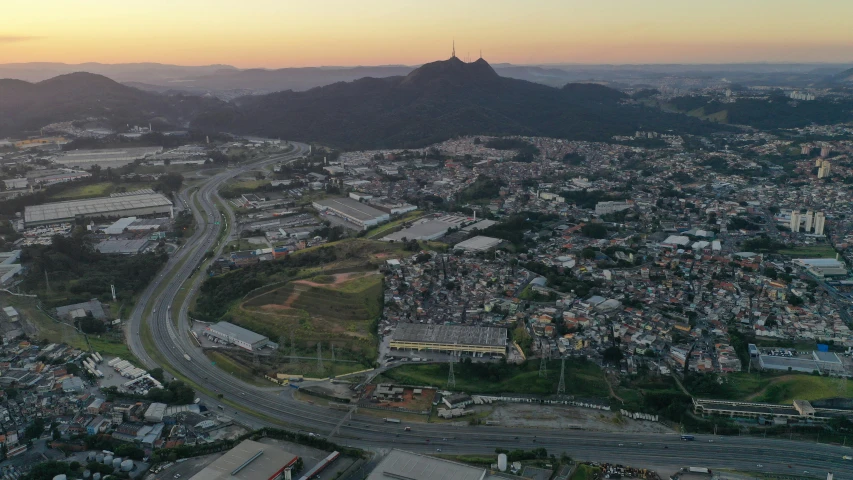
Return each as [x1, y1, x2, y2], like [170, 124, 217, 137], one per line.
[126, 145, 853, 477]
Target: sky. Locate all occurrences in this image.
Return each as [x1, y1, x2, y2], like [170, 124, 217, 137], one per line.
[3, 0, 852, 67]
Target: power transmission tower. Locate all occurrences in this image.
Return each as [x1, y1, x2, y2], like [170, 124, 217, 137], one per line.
[289, 329, 296, 363]
[331, 343, 336, 363]
[557, 357, 566, 395]
[44, 270, 51, 295]
[253, 352, 260, 367]
[539, 353, 548, 378]
[316, 342, 323, 373]
[447, 359, 456, 389]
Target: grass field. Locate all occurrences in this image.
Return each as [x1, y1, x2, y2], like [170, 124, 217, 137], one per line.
[777, 245, 837, 258]
[706, 372, 853, 403]
[376, 359, 610, 397]
[2, 294, 87, 349]
[87, 336, 136, 363]
[572, 465, 601, 480]
[205, 351, 270, 387]
[49, 182, 155, 201]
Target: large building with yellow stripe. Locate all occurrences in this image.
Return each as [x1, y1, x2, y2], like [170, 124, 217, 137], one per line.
[390, 324, 507, 356]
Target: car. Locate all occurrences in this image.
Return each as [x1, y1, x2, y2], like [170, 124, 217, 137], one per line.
[174, 475, 181, 479]
[756, 464, 763, 468]
[618, 443, 624, 447]
[803, 471, 809, 475]
[708, 439, 714, 443]
[436, 448, 442, 452]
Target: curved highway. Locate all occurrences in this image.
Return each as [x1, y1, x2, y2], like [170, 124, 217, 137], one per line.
[126, 144, 853, 477]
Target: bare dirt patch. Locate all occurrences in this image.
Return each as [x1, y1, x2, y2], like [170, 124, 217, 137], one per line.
[294, 272, 364, 288]
[484, 403, 675, 433]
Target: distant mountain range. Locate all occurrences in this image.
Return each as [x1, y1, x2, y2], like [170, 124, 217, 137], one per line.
[193, 57, 723, 149]
[2, 61, 851, 96]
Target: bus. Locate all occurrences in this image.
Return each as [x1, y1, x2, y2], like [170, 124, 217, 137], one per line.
[681, 435, 695, 441]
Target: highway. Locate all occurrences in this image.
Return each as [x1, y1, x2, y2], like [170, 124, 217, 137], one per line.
[126, 145, 853, 477]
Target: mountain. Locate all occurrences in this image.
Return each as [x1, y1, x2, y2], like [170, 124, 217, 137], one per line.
[821, 66, 853, 86]
[194, 57, 723, 150]
[0, 72, 221, 137]
[0, 62, 237, 84]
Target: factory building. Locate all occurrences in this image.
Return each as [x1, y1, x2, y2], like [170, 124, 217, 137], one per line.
[453, 235, 503, 252]
[693, 398, 849, 424]
[793, 258, 847, 278]
[367, 449, 490, 480]
[56, 146, 162, 169]
[24, 189, 173, 227]
[594, 200, 633, 216]
[204, 321, 272, 351]
[312, 197, 389, 230]
[390, 324, 507, 356]
[189, 439, 298, 480]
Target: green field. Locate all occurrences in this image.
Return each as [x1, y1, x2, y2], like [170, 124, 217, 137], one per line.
[1, 294, 87, 349]
[377, 359, 610, 397]
[87, 336, 136, 363]
[701, 372, 853, 403]
[777, 245, 837, 258]
[571, 465, 601, 480]
[48, 182, 155, 201]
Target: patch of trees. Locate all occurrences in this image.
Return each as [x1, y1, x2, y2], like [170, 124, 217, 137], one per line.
[20, 236, 167, 305]
[741, 235, 787, 252]
[146, 381, 195, 404]
[727, 216, 761, 231]
[155, 172, 184, 194]
[581, 223, 608, 239]
[456, 176, 505, 203]
[76, 315, 106, 334]
[562, 152, 585, 165]
[559, 189, 627, 209]
[522, 261, 597, 297]
[484, 138, 541, 162]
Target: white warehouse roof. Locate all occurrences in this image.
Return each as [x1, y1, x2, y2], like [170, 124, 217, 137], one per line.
[208, 321, 268, 345]
[24, 192, 172, 225]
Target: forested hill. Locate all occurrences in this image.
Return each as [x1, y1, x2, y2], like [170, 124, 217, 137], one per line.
[192, 57, 724, 150]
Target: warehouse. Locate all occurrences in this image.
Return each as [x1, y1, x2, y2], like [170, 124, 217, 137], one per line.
[24, 190, 173, 227]
[367, 449, 491, 480]
[95, 239, 150, 255]
[205, 321, 272, 351]
[793, 258, 848, 278]
[382, 215, 467, 242]
[390, 324, 507, 356]
[56, 146, 162, 169]
[312, 197, 389, 230]
[453, 235, 502, 252]
[189, 439, 298, 480]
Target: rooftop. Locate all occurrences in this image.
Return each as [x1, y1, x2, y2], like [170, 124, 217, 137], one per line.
[366, 449, 488, 480]
[208, 321, 268, 345]
[393, 323, 507, 347]
[189, 439, 297, 480]
[314, 197, 387, 221]
[24, 192, 172, 224]
[454, 235, 502, 252]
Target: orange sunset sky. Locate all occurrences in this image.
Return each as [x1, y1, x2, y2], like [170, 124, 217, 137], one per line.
[2, 0, 852, 67]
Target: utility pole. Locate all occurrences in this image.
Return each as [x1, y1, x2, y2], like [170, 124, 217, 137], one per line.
[316, 342, 323, 373]
[557, 357, 566, 395]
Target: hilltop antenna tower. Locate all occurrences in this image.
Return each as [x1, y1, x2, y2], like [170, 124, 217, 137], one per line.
[447, 358, 456, 389]
[452, 39, 456, 58]
[557, 357, 566, 394]
[316, 342, 324, 372]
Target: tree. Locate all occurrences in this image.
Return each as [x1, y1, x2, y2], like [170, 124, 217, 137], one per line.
[25, 418, 46, 440]
[602, 346, 624, 364]
[581, 223, 608, 239]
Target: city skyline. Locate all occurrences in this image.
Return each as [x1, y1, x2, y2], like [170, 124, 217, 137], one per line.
[3, 0, 852, 68]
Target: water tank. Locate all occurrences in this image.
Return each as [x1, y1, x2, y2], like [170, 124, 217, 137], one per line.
[83, 470, 91, 478]
[93, 473, 101, 480]
[112, 457, 122, 468]
[498, 453, 508, 472]
[52, 475, 67, 480]
[103, 455, 113, 465]
[95, 454, 104, 463]
[120, 460, 134, 472]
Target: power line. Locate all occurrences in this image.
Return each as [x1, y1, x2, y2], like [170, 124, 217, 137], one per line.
[557, 357, 566, 395]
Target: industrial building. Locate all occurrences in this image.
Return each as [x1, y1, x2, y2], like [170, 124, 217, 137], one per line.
[390, 324, 507, 356]
[752, 343, 847, 374]
[367, 449, 502, 480]
[693, 398, 849, 424]
[204, 321, 273, 351]
[144, 402, 167, 423]
[793, 258, 847, 278]
[382, 215, 469, 242]
[24, 190, 173, 227]
[55, 299, 107, 321]
[189, 439, 299, 480]
[453, 235, 503, 252]
[56, 146, 162, 169]
[312, 197, 389, 229]
[95, 239, 150, 255]
[594, 200, 633, 216]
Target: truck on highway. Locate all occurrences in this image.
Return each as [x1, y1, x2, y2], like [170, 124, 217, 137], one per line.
[404, 426, 412, 431]
[384, 418, 401, 423]
[183, 354, 191, 361]
[680, 435, 695, 441]
[688, 467, 711, 474]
